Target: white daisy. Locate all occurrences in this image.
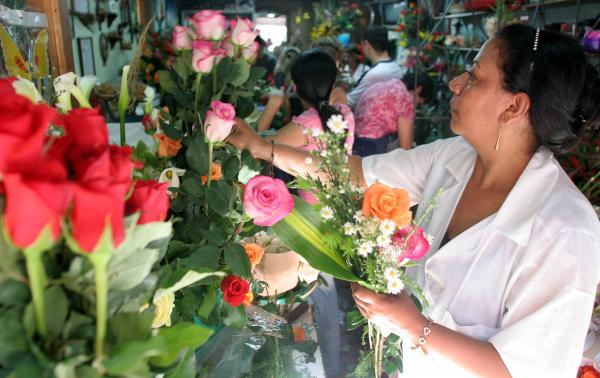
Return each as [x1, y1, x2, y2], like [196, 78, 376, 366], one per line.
[320, 206, 334, 220]
[304, 157, 313, 165]
[320, 150, 328, 157]
[384, 267, 399, 281]
[357, 240, 374, 257]
[387, 277, 404, 295]
[344, 222, 356, 236]
[353, 210, 365, 223]
[379, 219, 397, 236]
[326, 114, 348, 134]
[376, 234, 391, 247]
[311, 128, 323, 137]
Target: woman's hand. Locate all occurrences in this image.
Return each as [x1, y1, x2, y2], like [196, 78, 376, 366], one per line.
[351, 283, 426, 339]
[226, 118, 270, 160]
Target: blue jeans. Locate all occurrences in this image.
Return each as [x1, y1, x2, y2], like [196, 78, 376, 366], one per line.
[352, 134, 396, 157]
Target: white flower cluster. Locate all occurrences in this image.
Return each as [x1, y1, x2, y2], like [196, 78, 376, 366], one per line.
[326, 114, 348, 134]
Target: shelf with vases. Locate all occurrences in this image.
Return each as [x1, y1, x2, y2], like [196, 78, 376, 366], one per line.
[434, 11, 488, 20]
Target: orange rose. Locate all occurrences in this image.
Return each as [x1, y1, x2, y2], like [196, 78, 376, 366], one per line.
[155, 133, 182, 157]
[293, 326, 307, 343]
[201, 162, 222, 185]
[362, 183, 412, 228]
[242, 291, 254, 305]
[243, 242, 264, 268]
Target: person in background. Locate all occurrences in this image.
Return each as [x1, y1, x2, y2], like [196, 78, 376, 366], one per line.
[274, 46, 301, 89]
[353, 72, 435, 156]
[345, 26, 404, 109]
[340, 44, 370, 87]
[312, 37, 348, 105]
[253, 36, 277, 79]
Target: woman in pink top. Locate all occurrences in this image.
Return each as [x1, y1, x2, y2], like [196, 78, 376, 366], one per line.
[353, 73, 434, 156]
[265, 48, 355, 204]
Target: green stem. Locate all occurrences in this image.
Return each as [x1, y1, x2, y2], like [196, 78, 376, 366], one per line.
[119, 112, 126, 146]
[207, 141, 214, 188]
[212, 66, 218, 95]
[91, 253, 110, 361]
[195, 73, 202, 115]
[24, 248, 47, 337]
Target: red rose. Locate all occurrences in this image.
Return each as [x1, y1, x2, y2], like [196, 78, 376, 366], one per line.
[70, 183, 129, 252]
[126, 180, 170, 224]
[70, 145, 134, 190]
[220, 275, 250, 307]
[0, 93, 56, 173]
[62, 107, 108, 155]
[3, 173, 71, 249]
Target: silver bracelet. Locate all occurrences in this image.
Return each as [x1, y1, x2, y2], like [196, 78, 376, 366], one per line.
[411, 317, 434, 351]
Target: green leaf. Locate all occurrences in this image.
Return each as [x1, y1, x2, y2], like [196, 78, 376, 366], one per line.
[221, 155, 241, 181]
[173, 53, 192, 80]
[150, 322, 213, 367]
[180, 176, 204, 199]
[0, 279, 30, 305]
[197, 289, 217, 320]
[188, 245, 222, 271]
[62, 311, 93, 339]
[54, 355, 89, 378]
[228, 59, 251, 87]
[186, 136, 209, 176]
[346, 310, 367, 331]
[244, 67, 268, 90]
[6, 356, 44, 378]
[109, 221, 172, 291]
[206, 181, 235, 216]
[110, 311, 154, 344]
[154, 271, 225, 303]
[161, 121, 183, 140]
[224, 244, 251, 278]
[220, 302, 246, 329]
[0, 307, 29, 367]
[45, 285, 69, 341]
[159, 70, 179, 95]
[235, 96, 255, 119]
[241, 149, 262, 172]
[165, 348, 196, 378]
[272, 197, 361, 282]
[74, 365, 101, 378]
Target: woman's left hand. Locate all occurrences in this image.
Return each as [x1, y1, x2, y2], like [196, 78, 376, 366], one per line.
[351, 283, 426, 338]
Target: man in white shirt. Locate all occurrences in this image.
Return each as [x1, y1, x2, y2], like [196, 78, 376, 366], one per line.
[346, 27, 404, 109]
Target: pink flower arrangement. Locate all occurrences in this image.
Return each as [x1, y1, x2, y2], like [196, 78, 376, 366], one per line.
[230, 17, 258, 47]
[172, 26, 192, 50]
[243, 176, 294, 227]
[392, 226, 430, 261]
[204, 100, 236, 142]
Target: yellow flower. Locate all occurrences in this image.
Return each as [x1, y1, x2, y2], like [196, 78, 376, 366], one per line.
[151, 292, 175, 328]
[303, 12, 310, 20]
[296, 15, 302, 24]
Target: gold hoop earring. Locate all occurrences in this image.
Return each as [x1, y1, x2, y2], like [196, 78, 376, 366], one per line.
[494, 127, 502, 151]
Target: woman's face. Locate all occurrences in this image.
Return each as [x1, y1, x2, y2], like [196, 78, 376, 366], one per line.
[448, 40, 513, 147]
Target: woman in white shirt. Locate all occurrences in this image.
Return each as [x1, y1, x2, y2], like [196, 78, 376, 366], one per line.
[227, 24, 600, 377]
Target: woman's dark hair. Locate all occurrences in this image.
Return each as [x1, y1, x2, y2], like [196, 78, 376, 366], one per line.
[291, 48, 342, 130]
[363, 26, 391, 55]
[403, 71, 436, 104]
[495, 23, 600, 154]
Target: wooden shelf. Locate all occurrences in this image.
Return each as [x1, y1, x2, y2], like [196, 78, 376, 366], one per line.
[434, 11, 488, 20]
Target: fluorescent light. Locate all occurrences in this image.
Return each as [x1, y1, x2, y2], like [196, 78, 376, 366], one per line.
[267, 12, 276, 18]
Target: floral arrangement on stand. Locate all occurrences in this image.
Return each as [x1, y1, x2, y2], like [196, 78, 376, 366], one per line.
[310, 0, 363, 41]
[140, 31, 176, 86]
[239, 117, 441, 376]
[0, 77, 224, 376]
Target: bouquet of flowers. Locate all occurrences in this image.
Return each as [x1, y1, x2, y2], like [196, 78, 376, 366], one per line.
[241, 117, 441, 376]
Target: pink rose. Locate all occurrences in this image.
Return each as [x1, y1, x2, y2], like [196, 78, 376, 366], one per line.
[241, 41, 259, 63]
[191, 40, 218, 73]
[243, 175, 294, 227]
[392, 226, 430, 261]
[172, 25, 192, 50]
[190, 10, 226, 40]
[204, 100, 235, 142]
[229, 17, 258, 47]
[222, 39, 235, 58]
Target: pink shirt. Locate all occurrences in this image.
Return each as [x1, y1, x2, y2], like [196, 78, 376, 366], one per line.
[354, 79, 415, 139]
[291, 103, 355, 203]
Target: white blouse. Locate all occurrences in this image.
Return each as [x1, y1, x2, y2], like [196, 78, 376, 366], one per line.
[362, 137, 600, 377]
